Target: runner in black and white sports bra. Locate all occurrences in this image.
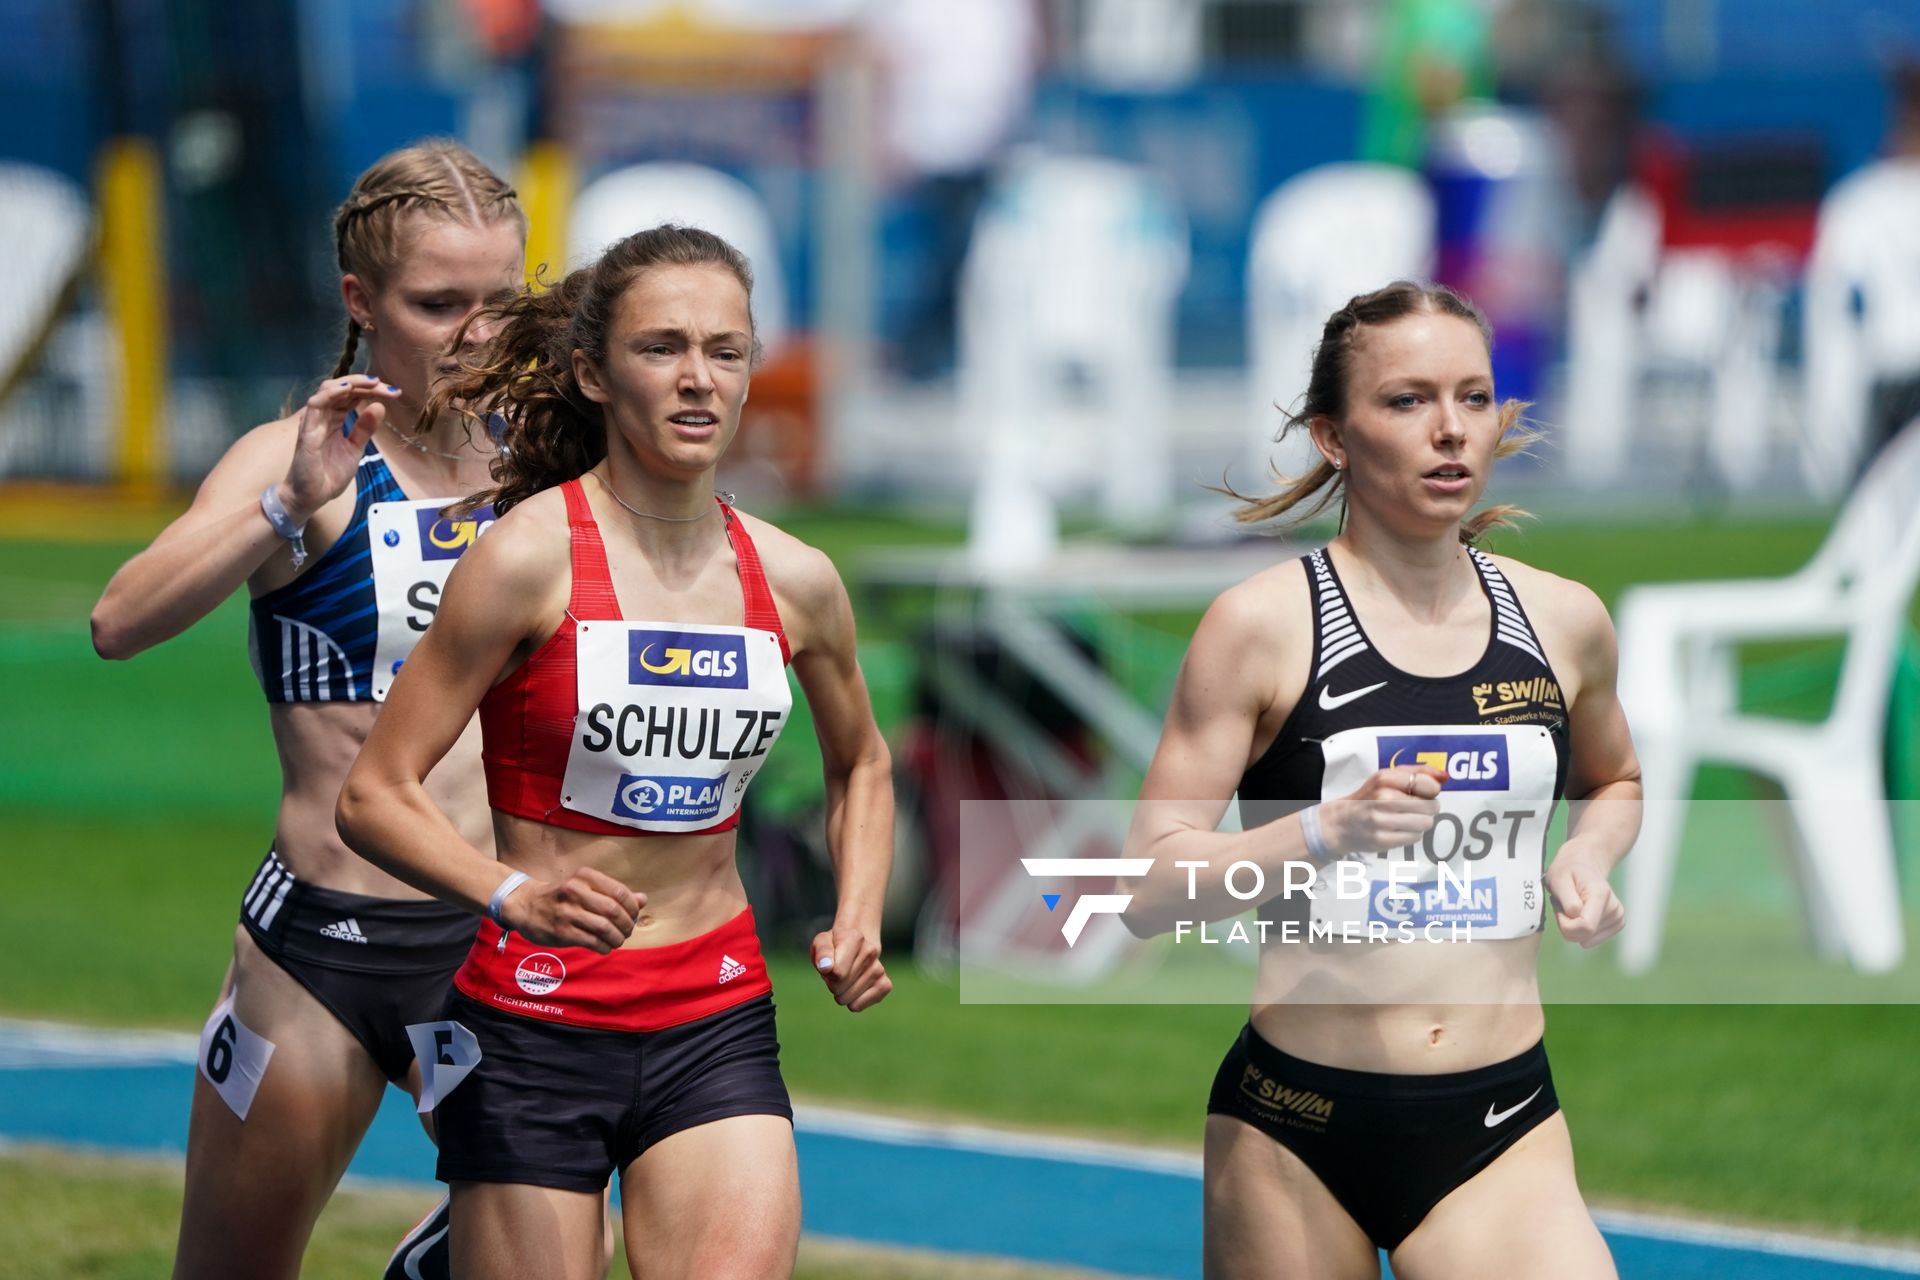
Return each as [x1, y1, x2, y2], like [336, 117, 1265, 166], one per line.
[92, 141, 526, 1280]
[1121, 282, 1642, 1280]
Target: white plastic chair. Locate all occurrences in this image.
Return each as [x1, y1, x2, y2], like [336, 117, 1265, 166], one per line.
[958, 153, 1189, 572]
[1802, 159, 1920, 501]
[1244, 163, 1433, 489]
[0, 163, 90, 389]
[567, 162, 790, 357]
[1616, 418, 1920, 974]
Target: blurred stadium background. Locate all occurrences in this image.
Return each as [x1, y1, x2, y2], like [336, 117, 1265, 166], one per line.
[3, 0, 1919, 1275]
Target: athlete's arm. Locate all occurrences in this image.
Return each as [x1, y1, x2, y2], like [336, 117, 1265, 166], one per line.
[335, 500, 641, 952]
[1120, 573, 1446, 937]
[90, 377, 396, 658]
[778, 536, 894, 1013]
[1543, 578, 1641, 948]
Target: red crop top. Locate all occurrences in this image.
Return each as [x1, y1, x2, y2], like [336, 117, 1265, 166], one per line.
[479, 478, 791, 836]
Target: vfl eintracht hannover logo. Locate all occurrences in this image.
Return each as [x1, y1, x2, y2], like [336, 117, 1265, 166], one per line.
[1020, 858, 1153, 946]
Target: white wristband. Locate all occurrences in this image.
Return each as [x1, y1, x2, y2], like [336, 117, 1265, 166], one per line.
[1299, 804, 1333, 863]
[259, 485, 309, 571]
[487, 871, 531, 927]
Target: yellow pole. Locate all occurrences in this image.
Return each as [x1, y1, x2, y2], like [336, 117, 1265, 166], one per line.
[96, 136, 168, 495]
[518, 140, 575, 289]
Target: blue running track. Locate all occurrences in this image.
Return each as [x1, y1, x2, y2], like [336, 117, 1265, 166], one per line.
[3, 1022, 1916, 1280]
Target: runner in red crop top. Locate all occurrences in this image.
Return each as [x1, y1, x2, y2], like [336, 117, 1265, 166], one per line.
[476, 479, 790, 837]
[339, 225, 894, 1280]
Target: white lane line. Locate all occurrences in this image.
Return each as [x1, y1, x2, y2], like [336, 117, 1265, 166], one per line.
[0, 1019, 197, 1068]
[7, 1023, 1917, 1272]
[1592, 1208, 1920, 1274]
[794, 1103, 1203, 1177]
[795, 1105, 1920, 1271]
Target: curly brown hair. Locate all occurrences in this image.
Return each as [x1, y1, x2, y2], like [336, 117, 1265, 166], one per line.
[431, 224, 757, 516]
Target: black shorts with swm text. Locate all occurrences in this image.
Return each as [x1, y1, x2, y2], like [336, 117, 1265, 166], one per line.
[1207, 1024, 1559, 1249]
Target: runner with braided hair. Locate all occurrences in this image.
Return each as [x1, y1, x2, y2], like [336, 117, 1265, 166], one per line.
[93, 139, 527, 1280]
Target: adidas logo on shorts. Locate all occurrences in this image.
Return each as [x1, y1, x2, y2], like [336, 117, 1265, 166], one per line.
[717, 954, 747, 984]
[320, 918, 369, 944]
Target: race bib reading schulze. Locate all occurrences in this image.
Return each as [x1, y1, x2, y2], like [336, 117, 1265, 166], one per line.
[560, 620, 792, 832]
[368, 499, 496, 700]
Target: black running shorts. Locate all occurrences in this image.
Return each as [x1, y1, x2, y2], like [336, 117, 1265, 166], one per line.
[434, 991, 793, 1192]
[239, 849, 478, 1082]
[1207, 1023, 1559, 1249]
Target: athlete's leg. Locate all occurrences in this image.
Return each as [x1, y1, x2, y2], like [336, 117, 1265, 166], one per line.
[402, 1058, 438, 1141]
[1204, 1115, 1377, 1280]
[618, 1115, 800, 1280]
[172, 928, 388, 1280]
[1388, 1113, 1616, 1280]
[400, 1046, 616, 1279]
[449, 1181, 607, 1280]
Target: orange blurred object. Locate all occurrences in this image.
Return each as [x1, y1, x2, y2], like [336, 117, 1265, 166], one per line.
[728, 338, 821, 498]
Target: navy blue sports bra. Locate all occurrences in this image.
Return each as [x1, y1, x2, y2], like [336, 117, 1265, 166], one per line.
[248, 442, 495, 704]
[249, 444, 401, 703]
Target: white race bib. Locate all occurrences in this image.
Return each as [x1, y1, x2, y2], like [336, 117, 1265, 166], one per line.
[368, 499, 496, 699]
[197, 995, 275, 1121]
[405, 1020, 482, 1112]
[1307, 723, 1558, 940]
[560, 620, 792, 832]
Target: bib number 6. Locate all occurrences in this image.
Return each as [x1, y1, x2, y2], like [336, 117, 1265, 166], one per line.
[197, 996, 275, 1120]
[204, 1014, 238, 1084]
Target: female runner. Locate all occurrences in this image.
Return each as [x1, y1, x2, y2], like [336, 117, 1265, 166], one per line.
[1122, 281, 1641, 1278]
[337, 224, 894, 1280]
[91, 140, 526, 1278]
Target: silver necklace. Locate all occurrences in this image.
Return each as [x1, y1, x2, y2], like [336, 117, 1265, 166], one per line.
[604, 478, 734, 523]
[384, 424, 483, 463]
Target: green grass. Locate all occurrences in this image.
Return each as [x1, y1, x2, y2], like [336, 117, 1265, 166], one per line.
[0, 1149, 1098, 1280]
[7, 506, 1920, 1245]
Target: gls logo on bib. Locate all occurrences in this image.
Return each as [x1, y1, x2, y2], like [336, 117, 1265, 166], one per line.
[611, 772, 725, 823]
[628, 630, 748, 689]
[415, 507, 495, 561]
[1377, 734, 1508, 789]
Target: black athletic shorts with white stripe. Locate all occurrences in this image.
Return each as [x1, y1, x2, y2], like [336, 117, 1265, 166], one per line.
[239, 849, 479, 1081]
[1207, 1024, 1560, 1249]
[433, 991, 793, 1192]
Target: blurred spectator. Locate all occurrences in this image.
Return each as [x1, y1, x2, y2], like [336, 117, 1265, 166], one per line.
[862, 0, 1040, 381]
[1786, 55, 1920, 491]
[1360, 0, 1496, 170]
[1541, 8, 1640, 248]
[1846, 56, 1920, 465]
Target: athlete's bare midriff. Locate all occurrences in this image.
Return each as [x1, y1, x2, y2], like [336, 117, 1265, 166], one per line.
[490, 810, 749, 949]
[1249, 931, 1547, 1073]
[269, 701, 493, 895]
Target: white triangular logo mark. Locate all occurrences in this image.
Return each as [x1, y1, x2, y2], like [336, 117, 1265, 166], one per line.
[717, 954, 747, 984]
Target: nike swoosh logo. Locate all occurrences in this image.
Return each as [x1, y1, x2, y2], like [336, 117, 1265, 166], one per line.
[1484, 1085, 1544, 1128]
[1318, 680, 1388, 711]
